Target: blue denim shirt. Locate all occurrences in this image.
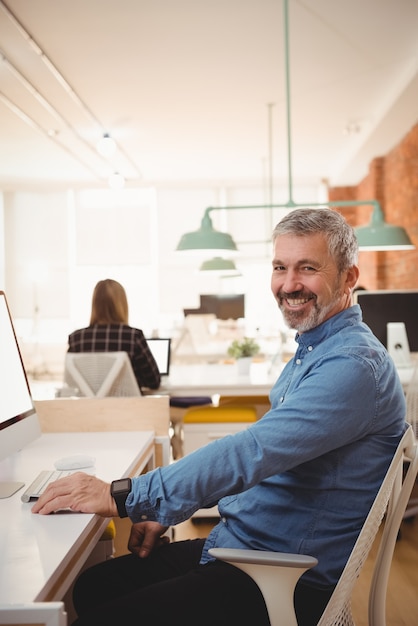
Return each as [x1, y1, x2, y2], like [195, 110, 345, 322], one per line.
[127, 305, 406, 588]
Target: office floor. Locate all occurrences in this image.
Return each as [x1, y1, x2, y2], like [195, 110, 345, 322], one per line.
[114, 512, 418, 626]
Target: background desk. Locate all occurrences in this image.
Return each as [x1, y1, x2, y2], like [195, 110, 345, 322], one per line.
[157, 359, 415, 397]
[158, 361, 282, 397]
[29, 358, 415, 401]
[0, 430, 154, 605]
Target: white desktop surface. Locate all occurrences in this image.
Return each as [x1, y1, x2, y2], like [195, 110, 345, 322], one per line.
[159, 361, 282, 397]
[0, 430, 154, 604]
[29, 357, 415, 401]
[158, 358, 416, 397]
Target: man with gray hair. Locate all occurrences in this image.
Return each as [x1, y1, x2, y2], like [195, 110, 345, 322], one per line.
[33, 208, 406, 626]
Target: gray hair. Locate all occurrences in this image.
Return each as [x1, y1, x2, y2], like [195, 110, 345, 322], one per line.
[272, 208, 358, 273]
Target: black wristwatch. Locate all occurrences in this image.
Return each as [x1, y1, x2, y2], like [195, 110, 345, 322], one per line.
[111, 477, 132, 518]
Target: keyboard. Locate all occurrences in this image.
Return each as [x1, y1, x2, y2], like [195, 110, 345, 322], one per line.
[21, 469, 76, 503]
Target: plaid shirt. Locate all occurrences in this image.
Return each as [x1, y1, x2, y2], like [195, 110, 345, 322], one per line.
[68, 324, 161, 390]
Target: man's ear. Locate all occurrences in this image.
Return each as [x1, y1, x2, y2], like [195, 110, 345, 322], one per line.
[345, 266, 360, 294]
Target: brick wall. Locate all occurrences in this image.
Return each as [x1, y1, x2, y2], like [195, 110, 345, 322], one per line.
[328, 123, 418, 290]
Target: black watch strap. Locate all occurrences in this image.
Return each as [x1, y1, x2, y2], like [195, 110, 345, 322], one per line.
[111, 478, 132, 518]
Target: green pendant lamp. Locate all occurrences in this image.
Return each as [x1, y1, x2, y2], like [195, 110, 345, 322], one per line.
[176, 0, 414, 256]
[176, 211, 238, 255]
[199, 256, 241, 275]
[354, 203, 414, 251]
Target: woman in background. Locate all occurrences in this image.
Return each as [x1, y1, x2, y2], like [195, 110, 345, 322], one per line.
[68, 279, 160, 391]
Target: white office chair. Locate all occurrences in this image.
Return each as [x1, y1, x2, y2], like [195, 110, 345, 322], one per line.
[64, 352, 142, 397]
[403, 360, 418, 519]
[406, 359, 418, 438]
[210, 425, 418, 626]
[0, 602, 67, 625]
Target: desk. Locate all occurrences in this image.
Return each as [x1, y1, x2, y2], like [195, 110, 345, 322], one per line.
[0, 430, 154, 604]
[156, 359, 416, 397]
[158, 361, 282, 397]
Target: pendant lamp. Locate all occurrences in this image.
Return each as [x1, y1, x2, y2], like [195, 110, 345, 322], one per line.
[176, 0, 414, 255]
[199, 257, 241, 276]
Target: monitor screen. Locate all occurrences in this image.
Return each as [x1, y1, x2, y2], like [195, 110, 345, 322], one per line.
[0, 291, 41, 467]
[146, 338, 171, 376]
[199, 294, 245, 320]
[355, 289, 418, 352]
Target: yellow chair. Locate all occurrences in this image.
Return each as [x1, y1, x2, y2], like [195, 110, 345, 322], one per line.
[183, 404, 258, 425]
[217, 394, 271, 419]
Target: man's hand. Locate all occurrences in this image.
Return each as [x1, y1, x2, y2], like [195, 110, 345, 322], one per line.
[128, 521, 170, 558]
[31, 472, 117, 517]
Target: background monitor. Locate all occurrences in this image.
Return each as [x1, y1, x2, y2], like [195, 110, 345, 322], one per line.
[146, 338, 171, 376]
[0, 291, 41, 496]
[184, 294, 245, 320]
[355, 289, 418, 352]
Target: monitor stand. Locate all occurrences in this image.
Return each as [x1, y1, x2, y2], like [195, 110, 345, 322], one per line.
[0, 481, 25, 499]
[387, 322, 412, 368]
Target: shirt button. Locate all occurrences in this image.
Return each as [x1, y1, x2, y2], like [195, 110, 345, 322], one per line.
[280, 396, 284, 403]
[221, 517, 227, 524]
[141, 514, 148, 520]
[296, 358, 301, 365]
[308, 345, 313, 351]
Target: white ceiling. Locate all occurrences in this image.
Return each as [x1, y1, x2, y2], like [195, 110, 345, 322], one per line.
[1, 0, 418, 190]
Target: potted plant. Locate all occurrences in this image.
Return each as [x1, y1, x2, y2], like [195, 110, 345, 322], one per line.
[227, 337, 260, 374]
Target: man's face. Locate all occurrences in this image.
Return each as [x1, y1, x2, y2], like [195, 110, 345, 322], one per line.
[271, 232, 356, 333]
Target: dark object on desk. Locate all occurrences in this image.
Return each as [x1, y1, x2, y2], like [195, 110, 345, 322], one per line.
[355, 289, 418, 351]
[184, 293, 245, 320]
[169, 396, 212, 409]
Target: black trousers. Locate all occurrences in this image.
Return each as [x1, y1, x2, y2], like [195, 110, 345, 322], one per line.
[72, 539, 333, 626]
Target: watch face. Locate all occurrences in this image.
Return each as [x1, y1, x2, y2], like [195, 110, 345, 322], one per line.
[112, 478, 131, 494]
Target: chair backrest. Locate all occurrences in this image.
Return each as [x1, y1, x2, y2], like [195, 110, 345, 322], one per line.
[0, 601, 67, 625]
[406, 360, 418, 438]
[64, 352, 142, 397]
[318, 425, 418, 626]
[403, 361, 418, 520]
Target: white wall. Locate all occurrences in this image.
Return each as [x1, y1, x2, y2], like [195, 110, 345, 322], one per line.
[1, 180, 320, 374]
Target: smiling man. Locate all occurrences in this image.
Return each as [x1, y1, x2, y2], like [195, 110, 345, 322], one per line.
[33, 208, 406, 626]
[272, 210, 359, 333]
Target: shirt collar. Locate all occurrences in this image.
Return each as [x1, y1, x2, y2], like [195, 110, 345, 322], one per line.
[295, 304, 362, 350]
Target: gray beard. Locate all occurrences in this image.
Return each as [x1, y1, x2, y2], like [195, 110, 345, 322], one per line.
[280, 292, 342, 333]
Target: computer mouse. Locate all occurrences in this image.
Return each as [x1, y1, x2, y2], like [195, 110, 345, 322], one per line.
[54, 454, 96, 471]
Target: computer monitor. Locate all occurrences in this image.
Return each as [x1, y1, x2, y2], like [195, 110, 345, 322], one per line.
[355, 289, 418, 352]
[146, 338, 171, 376]
[201, 294, 245, 320]
[0, 291, 41, 497]
[185, 294, 245, 320]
